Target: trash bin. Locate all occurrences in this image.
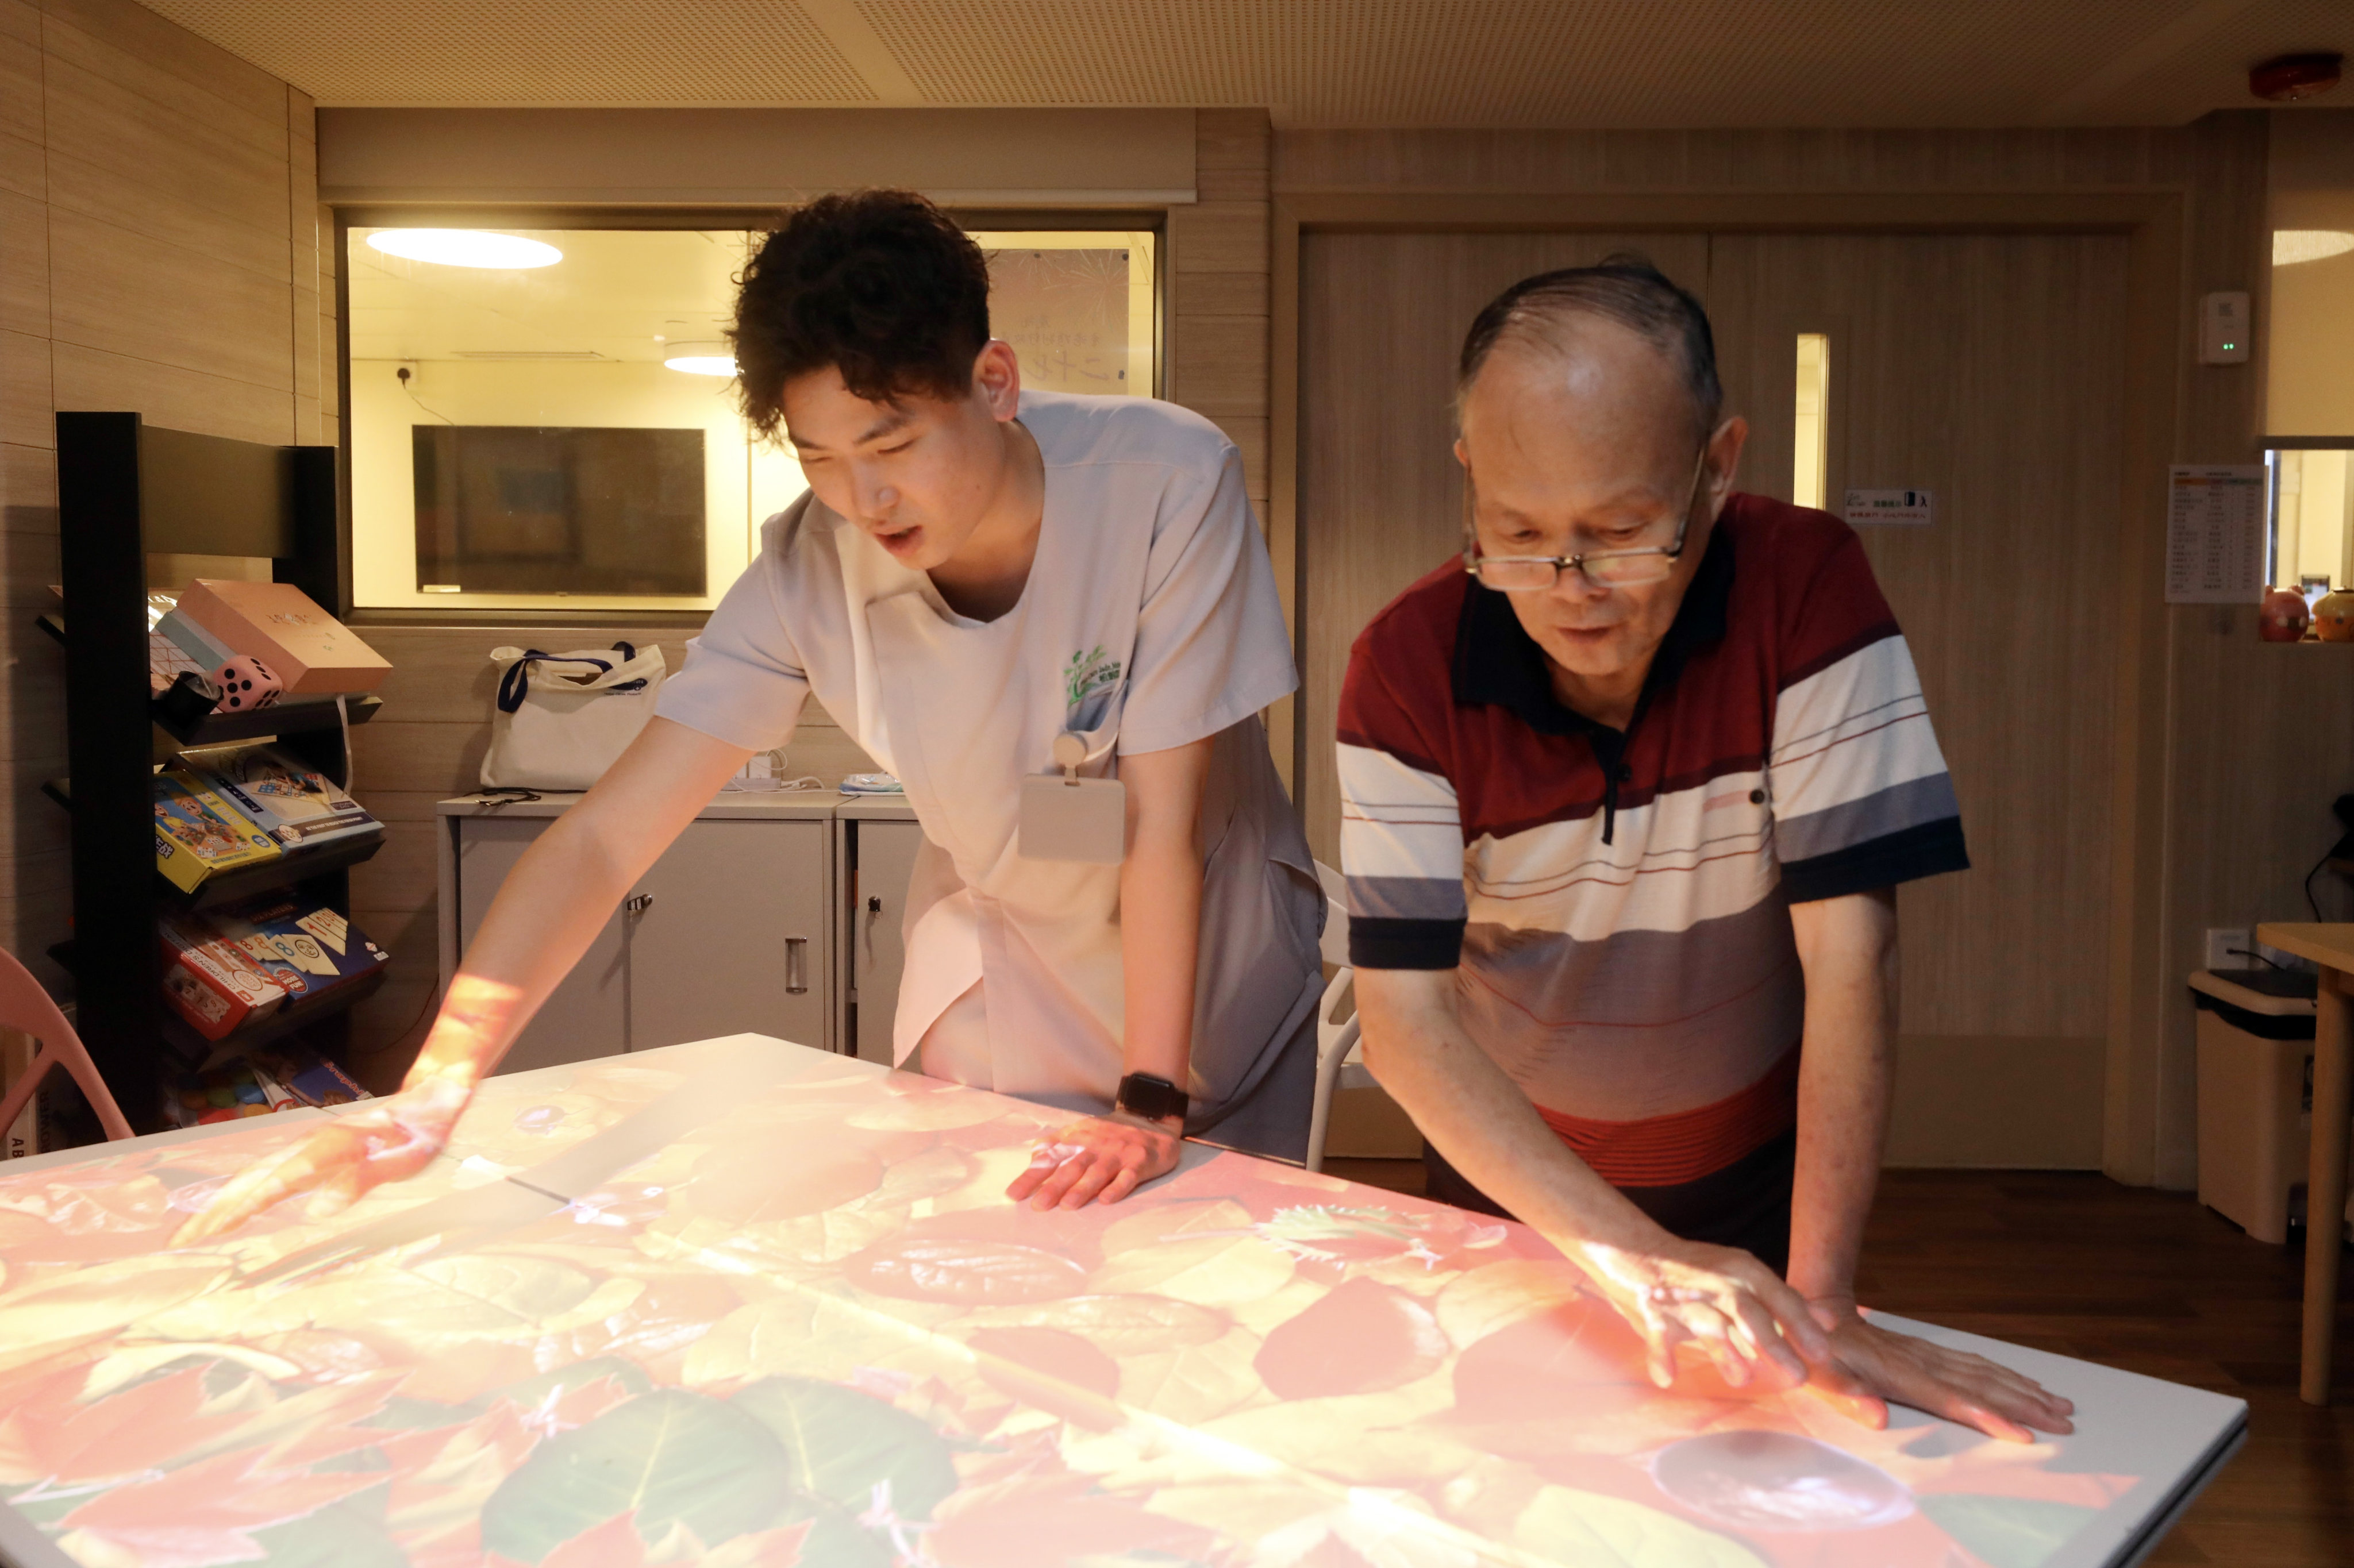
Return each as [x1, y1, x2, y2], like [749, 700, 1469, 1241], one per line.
[2192, 968, 2320, 1243]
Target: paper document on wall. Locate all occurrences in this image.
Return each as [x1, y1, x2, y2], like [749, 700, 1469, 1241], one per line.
[2165, 465, 2268, 603]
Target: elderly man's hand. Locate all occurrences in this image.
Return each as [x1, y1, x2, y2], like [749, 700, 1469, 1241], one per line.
[1803, 1295, 2075, 1443]
[1570, 1234, 1851, 1393]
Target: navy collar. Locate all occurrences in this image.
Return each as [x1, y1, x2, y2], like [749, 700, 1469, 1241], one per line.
[1451, 521, 1736, 740]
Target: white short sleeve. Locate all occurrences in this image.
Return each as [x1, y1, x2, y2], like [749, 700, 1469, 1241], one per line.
[653, 515, 813, 751]
[1118, 442, 1297, 756]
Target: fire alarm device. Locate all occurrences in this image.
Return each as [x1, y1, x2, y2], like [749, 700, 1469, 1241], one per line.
[2198, 292, 2251, 365]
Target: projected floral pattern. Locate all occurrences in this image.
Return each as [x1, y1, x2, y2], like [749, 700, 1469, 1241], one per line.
[0, 1054, 2135, 1567]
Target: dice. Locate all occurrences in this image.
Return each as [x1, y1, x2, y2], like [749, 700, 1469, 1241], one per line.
[213, 657, 283, 711]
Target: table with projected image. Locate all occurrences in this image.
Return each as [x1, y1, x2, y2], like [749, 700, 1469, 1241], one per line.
[0, 1035, 2243, 1568]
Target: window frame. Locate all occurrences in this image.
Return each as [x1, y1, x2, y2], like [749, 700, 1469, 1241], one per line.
[330, 204, 1168, 627]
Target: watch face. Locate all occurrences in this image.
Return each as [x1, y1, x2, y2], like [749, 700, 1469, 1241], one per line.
[1116, 1073, 1187, 1122]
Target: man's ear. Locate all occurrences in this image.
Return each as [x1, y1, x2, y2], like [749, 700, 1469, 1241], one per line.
[972, 340, 1023, 422]
[1706, 416, 1748, 506]
[1453, 436, 1470, 469]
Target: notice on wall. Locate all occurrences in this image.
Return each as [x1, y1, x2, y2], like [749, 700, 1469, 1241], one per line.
[1845, 488, 1934, 525]
[2164, 465, 2268, 604]
[986, 248, 1133, 395]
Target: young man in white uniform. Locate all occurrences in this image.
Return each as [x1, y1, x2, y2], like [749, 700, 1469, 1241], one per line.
[181, 193, 1323, 1242]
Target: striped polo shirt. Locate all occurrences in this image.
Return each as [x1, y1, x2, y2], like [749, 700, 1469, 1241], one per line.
[1337, 493, 1967, 1190]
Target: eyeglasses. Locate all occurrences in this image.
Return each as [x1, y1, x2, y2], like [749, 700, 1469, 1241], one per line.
[1463, 449, 1709, 592]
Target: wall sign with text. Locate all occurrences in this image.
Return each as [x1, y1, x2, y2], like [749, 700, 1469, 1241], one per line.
[1845, 488, 1935, 525]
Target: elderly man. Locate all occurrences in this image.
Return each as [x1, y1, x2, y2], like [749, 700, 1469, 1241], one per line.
[1337, 257, 2073, 1442]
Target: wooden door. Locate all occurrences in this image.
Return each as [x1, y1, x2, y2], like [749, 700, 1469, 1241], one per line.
[1710, 233, 2128, 1164]
[1296, 230, 1711, 870]
[630, 819, 831, 1051]
[454, 815, 626, 1074]
[847, 818, 924, 1065]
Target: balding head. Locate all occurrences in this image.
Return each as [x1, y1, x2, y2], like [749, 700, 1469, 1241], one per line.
[1449, 256, 1747, 721]
[1456, 255, 1722, 446]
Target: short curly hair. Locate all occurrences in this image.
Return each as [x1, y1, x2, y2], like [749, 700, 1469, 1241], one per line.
[730, 190, 992, 438]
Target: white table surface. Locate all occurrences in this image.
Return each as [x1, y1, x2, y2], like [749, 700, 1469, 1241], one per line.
[0, 1037, 2244, 1568]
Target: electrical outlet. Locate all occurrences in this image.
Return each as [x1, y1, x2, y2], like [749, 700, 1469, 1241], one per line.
[2206, 927, 2252, 970]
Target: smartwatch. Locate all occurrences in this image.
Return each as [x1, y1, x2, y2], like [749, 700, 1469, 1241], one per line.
[1114, 1072, 1188, 1125]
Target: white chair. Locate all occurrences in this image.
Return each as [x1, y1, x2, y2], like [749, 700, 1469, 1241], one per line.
[1305, 860, 1377, 1172]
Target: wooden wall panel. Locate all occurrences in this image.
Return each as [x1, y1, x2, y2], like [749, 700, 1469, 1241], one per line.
[2145, 113, 2278, 1191]
[48, 213, 295, 388]
[1278, 126, 2206, 195]
[1170, 108, 1271, 503]
[4, 0, 320, 1006]
[1168, 108, 1282, 783]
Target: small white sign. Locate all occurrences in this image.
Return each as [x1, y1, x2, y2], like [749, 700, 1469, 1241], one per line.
[2164, 465, 2267, 604]
[1844, 488, 1934, 526]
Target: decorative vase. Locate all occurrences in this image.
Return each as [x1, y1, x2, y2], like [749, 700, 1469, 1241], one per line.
[2315, 587, 2354, 642]
[2260, 587, 2313, 642]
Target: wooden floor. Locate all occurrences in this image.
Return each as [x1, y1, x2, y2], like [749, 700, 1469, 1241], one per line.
[1326, 1160, 2354, 1566]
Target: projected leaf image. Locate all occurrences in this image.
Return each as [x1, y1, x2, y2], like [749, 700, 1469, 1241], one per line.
[0, 1051, 2156, 1568]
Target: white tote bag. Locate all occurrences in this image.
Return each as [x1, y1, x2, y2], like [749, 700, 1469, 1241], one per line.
[482, 643, 667, 791]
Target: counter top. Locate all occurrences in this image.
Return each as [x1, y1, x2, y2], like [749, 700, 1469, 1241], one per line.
[439, 788, 841, 822]
[2256, 922, 2354, 976]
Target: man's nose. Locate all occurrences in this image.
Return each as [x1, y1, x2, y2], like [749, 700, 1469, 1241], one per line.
[850, 465, 898, 518]
[1549, 563, 1614, 603]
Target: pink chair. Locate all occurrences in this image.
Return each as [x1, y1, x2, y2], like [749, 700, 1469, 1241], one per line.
[0, 946, 134, 1145]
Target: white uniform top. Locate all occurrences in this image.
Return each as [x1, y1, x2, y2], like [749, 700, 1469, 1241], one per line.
[656, 390, 1324, 1149]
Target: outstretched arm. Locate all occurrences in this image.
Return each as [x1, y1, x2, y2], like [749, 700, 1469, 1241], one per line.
[1007, 735, 1211, 1209]
[1357, 967, 1840, 1393]
[1787, 887, 2075, 1442]
[175, 718, 752, 1243]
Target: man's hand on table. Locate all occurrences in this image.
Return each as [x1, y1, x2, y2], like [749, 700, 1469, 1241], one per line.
[1802, 1293, 2076, 1444]
[1006, 1111, 1181, 1209]
[170, 1073, 474, 1245]
[1571, 1232, 1851, 1394]
[171, 974, 517, 1246]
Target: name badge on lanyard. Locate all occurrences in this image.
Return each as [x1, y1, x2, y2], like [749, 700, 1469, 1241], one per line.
[1020, 733, 1126, 864]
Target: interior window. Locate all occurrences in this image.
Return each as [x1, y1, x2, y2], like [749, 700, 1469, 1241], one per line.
[2268, 448, 2354, 602]
[345, 225, 1157, 612]
[1793, 332, 1830, 510]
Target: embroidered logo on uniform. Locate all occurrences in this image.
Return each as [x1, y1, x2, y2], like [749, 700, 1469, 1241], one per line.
[1064, 646, 1122, 708]
[1063, 645, 1124, 735]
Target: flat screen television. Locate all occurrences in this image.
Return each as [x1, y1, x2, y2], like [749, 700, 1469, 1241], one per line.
[412, 425, 706, 596]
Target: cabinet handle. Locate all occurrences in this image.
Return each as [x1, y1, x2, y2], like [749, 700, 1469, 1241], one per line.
[625, 894, 654, 916]
[787, 935, 809, 994]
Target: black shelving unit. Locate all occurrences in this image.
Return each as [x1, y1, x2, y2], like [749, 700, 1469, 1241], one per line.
[55, 412, 366, 1132]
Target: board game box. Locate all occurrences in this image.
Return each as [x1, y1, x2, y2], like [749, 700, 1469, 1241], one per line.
[193, 744, 382, 852]
[152, 765, 280, 893]
[204, 896, 389, 1007]
[157, 910, 287, 1041]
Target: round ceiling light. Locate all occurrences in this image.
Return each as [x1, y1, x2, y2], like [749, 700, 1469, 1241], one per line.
[366, 230, 562, 269]
[2275, 229, 2354, 267]
[664, 342, 737, 376]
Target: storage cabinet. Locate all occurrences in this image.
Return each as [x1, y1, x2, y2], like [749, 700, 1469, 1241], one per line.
[632, 819, 830, 1052]
[439, 795, 837, 1073]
